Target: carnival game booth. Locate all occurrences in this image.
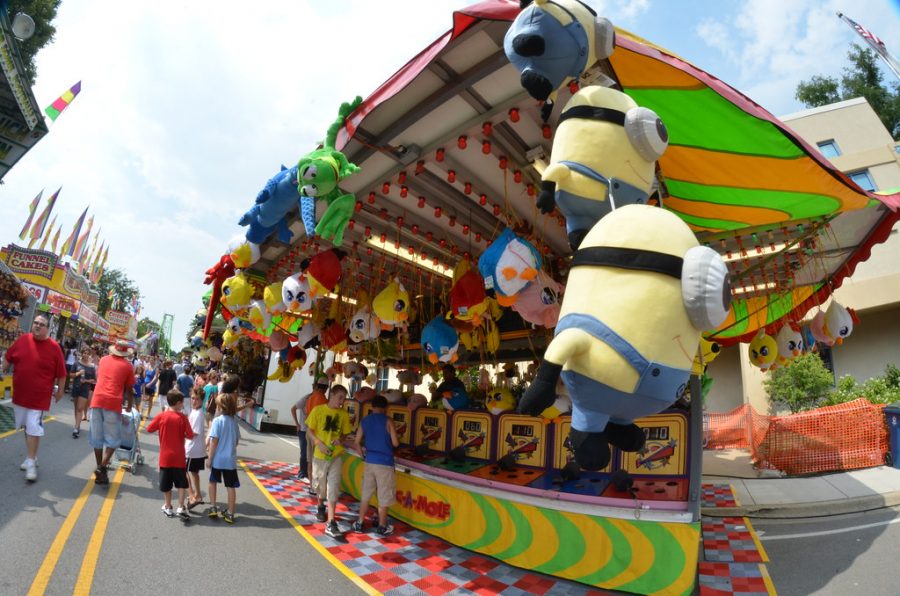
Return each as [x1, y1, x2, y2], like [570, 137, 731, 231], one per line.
[201, 2, 899, 593]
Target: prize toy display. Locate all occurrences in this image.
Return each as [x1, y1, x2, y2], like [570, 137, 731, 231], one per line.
[0, 268, 28, 350]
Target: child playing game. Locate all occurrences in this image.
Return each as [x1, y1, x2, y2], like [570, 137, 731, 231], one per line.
[352, 394, 399, 536]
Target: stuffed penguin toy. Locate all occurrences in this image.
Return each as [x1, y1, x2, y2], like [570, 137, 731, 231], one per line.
[538, 85, 668, 250]
[504, 0, 615, 112]
[518, 204, 731, 470]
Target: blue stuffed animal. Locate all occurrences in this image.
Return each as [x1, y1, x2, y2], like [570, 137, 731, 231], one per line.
[238, 165, 317, 246]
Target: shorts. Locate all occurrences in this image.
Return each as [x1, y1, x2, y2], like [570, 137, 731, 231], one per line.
[72, 386, 90, 400]
[144, 386, 157, 398]
[361, 463, 397, 508]
[159, 467, 189, 492]
[312, 455, 343, 503]
[209, 467, 240, 488]
[13, 405, 44, 437]
[88, 408, 123, 450]
[186, 456, 207, 473]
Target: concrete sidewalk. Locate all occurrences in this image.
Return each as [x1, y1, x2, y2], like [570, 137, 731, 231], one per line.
[701, 449, 900, 518]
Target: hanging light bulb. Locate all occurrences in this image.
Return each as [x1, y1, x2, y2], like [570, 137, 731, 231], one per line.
[457, 135, 467, 149]
[498, 156, 508, 170]
[434, 207, 442, 218]
[513, 170, 522, 183]
[479, 194, 487, 206]
[436, 148, 445, 162]
[542, 124, 552, 139]
[367, 191, 376, 204]
[382, 182, 390, 194]
[417, 196, 426, 208]
[415, 160, 425, 175]
[482, 122, 493, 136]
[400, 185, 408, 198]
[354, 201, 362, 213]
[482, 141, 491, 155]
[508, 108, 520, 123]
[398, 171, 407, 184]
[447, 170, 456, 183]
[464, 182, 472, 195]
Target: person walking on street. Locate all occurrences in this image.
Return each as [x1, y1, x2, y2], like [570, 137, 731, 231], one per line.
[0, 315, 67, 482]
[146, 389, 194, 519]
[71, 347, 97, 438]
[176, 364, 194, 400]
[151, 359, 177, 417]
[290, 389, 312, 481]
[89, 339, 136, 485]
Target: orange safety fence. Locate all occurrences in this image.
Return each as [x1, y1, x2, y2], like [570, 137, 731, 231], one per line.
[706, 399, 889, 475]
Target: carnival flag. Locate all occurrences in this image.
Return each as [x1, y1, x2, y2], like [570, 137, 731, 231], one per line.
[81, 230, 100, 275]
[44, 81, 82, 122]
[90, 241, 105, 283]
[837, 13, 900, 79]
[18, 189, 43, 240]
[62, 206, 88, 257]
[50, 225, 62, 254]
[73, 214, 94, 264]
[28, 187, 61, 248]
[38, 215, 57, 251]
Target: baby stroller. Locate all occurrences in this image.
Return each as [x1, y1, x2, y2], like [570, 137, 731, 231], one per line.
[116, 408, 144, 474]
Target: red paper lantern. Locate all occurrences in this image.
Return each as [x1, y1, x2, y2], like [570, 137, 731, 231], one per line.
[542, 124, 552, 139]
[417, 196, 426, 208]
[464, 182, 472, 195]
[415, 160, 425, 175]
[434, 207, 442, 218]
[513, 170, 522, 183]
[508, 108, 520, 123]
[447, 170, 456, 183]
[382, 182, 390, 194]
[448, 216, 456, 227]
[426, 231, 433, 241]
[482, 122, 493, 136]
[498, 156, 508, 169]
[492, 205, 501, 216]
[398, 171, 407, 184]
[354, 201, 362, 213]
[435, 148, 445, 162]
[457, 135, 467, 149]
[527, 183, 536, 196]
[482, 141, 491, 154]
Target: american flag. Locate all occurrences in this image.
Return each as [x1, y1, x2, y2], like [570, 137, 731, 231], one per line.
[838, 12, 900, 79]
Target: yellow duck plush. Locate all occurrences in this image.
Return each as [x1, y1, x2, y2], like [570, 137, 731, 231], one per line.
[518, 204, 731, 470]
[486, 387, 517, 416]
[539, 86, 668, 250]
[220, 274, 253, 316]
[748, 329, 778, 372]
[691, 336, 722, 376]
[372, 278, 410, 329]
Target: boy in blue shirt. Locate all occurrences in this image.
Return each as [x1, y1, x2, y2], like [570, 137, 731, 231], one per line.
[207, 388, 241, 524]
[351, 394, 399, 536]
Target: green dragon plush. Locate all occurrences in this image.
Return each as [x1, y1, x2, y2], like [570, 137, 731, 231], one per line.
[298, 96, 363, 246]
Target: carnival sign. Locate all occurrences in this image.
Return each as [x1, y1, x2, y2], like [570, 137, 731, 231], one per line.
[20, 281, 46, 304]
[5, 245, 58, 280]
[46, 289, 78, 315]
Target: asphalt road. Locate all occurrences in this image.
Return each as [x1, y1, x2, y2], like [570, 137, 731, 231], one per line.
[756, 507, 900, 595]
[0, 398, 360, 595]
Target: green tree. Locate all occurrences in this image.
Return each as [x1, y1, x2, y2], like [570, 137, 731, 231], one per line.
[137, 316, 160, 338]
[763, 353, 835, 414]
[796, 43, 900, 137]
[95, 268, 139, 317]
[7, 0, 62, 86]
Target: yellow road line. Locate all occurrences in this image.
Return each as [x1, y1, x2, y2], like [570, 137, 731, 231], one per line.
[759, 562, 778, 595]
[0, 416, 56, 440]
[743, 516, 769, 562]
[240, 460, 380, 596]
[27, 476, 94, 596]
[73, 466, 126, 595]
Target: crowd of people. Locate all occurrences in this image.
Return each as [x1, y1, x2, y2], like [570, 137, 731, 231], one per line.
[4, 315, 405, 536]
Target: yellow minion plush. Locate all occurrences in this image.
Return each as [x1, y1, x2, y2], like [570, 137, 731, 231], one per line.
[539, 86, 668, 249]
[518, 204, 731, 470]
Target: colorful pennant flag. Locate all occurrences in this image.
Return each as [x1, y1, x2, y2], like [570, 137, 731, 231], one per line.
[838, 13, 900, 79]
[38, 215, 57, 251]
[18, 189, 43, 240]
[73, 214, 94, 264]
[62, 206, 88, 257]
[89, 241, 105, 283]
[44, 81, 82, 122]
[50, 226, 61, 254]
[28, 187, 61, 248]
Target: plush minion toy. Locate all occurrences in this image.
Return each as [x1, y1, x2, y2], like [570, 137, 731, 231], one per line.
[518, 204, 731, 470]
[775, 324, 803, 367]
[504, 0, 615, 111]
[748, 330, 778, 371]
[421, 316, 460, 364]
[298, 97, 363, 247]
[477, 228, 542, 306]
[539, 86, 669, 250]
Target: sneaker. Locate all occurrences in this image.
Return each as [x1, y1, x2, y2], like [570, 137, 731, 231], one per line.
[351, 520, 364, 533]
[324, 521, 342, 538]
[375, 524, 394, 537]
[94, 466, 109, 485]
[176, 507, 189, 520]
[72, 428, 80, 439]
[24, 459, 37, 482]
[223, 512, 235, 524]
[20, 458, 37, 471]
[162, 506, 175, 518]
[308, 487, 317, 497]
[208, 506, 220, 519]
[315, 505, 327, 522]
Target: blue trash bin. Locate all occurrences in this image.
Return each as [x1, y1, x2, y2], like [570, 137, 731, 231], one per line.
[883, 403, 900, 468]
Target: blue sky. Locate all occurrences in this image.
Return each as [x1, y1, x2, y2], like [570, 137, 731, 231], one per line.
[0, 0, 897, 346]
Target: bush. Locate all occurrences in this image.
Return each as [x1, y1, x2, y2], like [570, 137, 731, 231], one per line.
[763, 353, 835, 413]
[821, 364, 900, 406]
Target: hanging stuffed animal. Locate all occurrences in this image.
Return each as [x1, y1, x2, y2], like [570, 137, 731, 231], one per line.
[691, 336, 722, 376]
[775, 325, 803, 367]
[811, 301, 857, 346]
[355, 386, 376, 404]
[303, 248, 346, 299]
[228, 234, 260, 270]
[220, 274, 254, 316]
[298, 97, 364, 247]
[504, 0, 615, 115]
[449, 260, 490, 326]
[263, 281, 286, 316]
[281, 272, 314, 314]
[477, 228, 542, 306]
[486, 387, 517, 416]
[347, 292, 381, 343]
[518, 204, 731, 470]
[380, 389, 404, 405]
[748, 329, 778, 372]
[538, 86, 669, 250]
[408, 393, 428, 413]
[202, 253, 236, 340]
[238, 164, 317, 248]
[373, 278, 410, 329]
[247, 299, 271, 330]
[421, 316, 459, 364]
[397, 369, 422, 389]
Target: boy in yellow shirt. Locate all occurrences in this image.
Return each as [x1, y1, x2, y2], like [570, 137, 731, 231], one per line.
[305, 384, 352, 538]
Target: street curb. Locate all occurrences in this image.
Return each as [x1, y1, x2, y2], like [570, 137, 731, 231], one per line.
[702, 490, 900, 519]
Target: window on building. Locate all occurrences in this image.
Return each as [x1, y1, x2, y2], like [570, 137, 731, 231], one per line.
[375, 366, 389, 392]
[816, 139, 841, 158]
[848, 169, 876, 192]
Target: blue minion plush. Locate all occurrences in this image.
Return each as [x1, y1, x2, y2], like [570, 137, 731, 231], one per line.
[504, 0, 615, 113]
[518, 204, 731, 470]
